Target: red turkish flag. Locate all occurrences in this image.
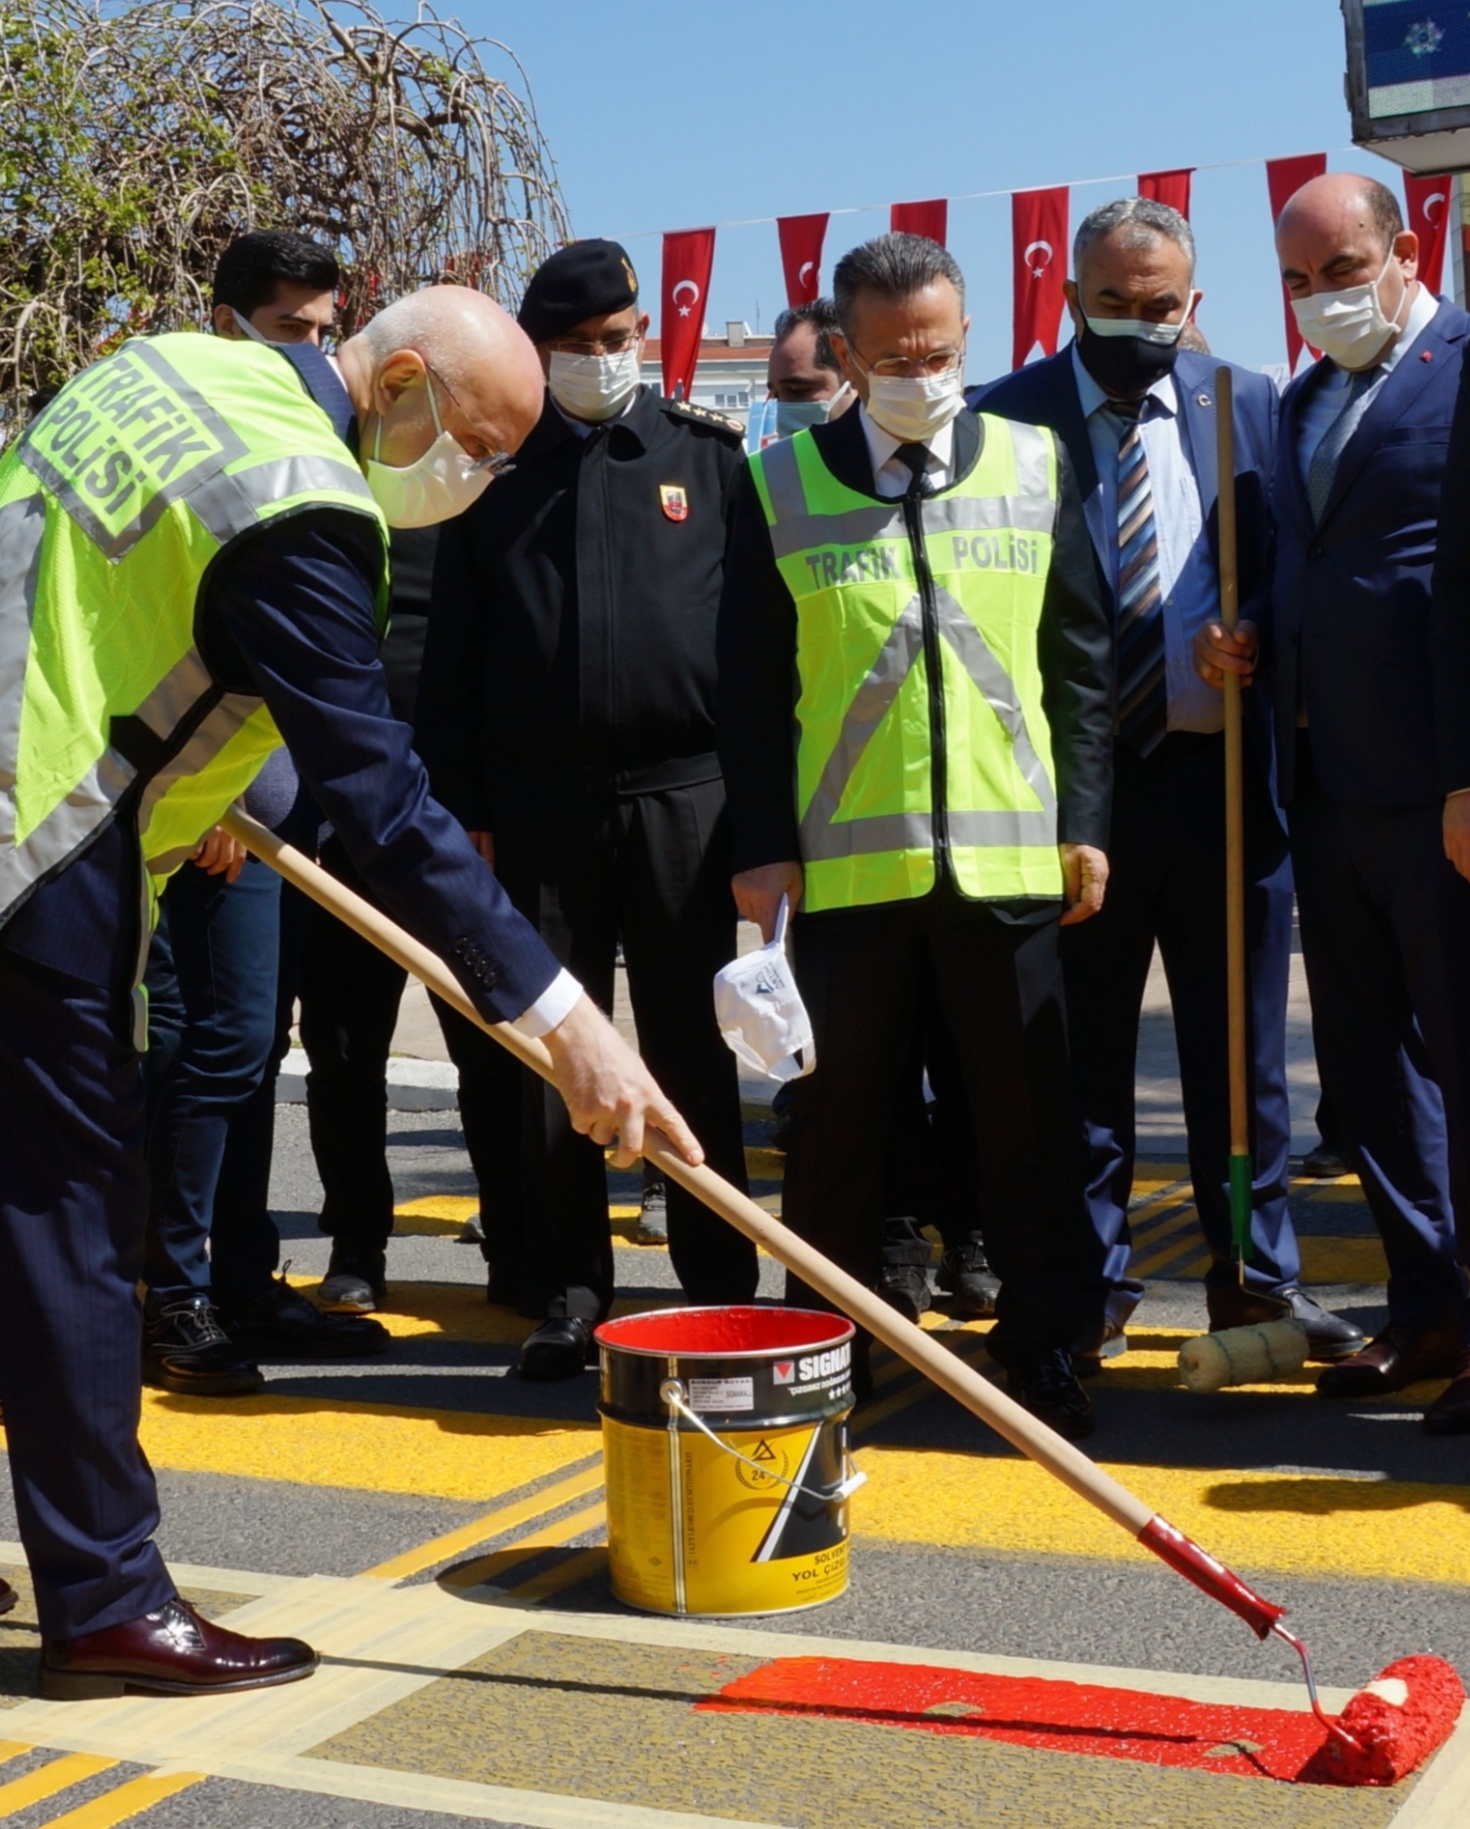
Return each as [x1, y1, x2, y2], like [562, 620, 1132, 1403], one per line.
[777, 214, 828, 307]
[1138, 168, 1194, 219]
[891, 199, 948, 245]
[1011, 187, 1069, 370]
[1266, 154, 1328, 373]
[660, 228, 715, 402]
[1405, 174, 1452, 295]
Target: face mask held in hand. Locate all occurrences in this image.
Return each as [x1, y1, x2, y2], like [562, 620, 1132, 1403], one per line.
[712, 896, 816, 1083]
[364, 370, 501, 529]
[547, 343, 642, 422]
[1291, 252, 1408, 372]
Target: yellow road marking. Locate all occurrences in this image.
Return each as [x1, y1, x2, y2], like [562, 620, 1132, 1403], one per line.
[1132, 1228, 1211, 1278]
[0, 1753, 115, 1815]
[1299, 1235, 1389, 1282]
[0, 1738, 30, 1765]
[133, 1392, 597, 1504]
[853, 1449, 1470, 1585]
[501, 1545, 608, 1605]
[39, 1771, 205, 1828]
[855, 1334, 994, 1434]
[443, 1501, 608, 1591]
[364, 1460, 606, 1581]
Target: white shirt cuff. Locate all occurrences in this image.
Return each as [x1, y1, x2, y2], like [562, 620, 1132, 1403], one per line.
[510, 968, 582, 1039]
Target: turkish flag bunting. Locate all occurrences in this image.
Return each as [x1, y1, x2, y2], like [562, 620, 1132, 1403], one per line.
[1011, 187, 1069, 369]
[1266, 154, 1328, 372]
[1405, 174, 1452, 296]
[1138, 168, 1194, 219]
[660, 228, 716, 402]
[891, 198, 948, 245]
[777, 214, 829, 307]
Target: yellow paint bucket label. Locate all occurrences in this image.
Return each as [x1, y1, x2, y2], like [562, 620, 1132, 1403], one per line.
[596, 1306, 856, 1618]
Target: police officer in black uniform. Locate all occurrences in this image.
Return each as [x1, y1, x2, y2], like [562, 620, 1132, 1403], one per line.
[419, 240, 758, 1380]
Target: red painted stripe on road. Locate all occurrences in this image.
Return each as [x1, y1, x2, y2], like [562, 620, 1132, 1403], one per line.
[699, 1657, 1339, 1782]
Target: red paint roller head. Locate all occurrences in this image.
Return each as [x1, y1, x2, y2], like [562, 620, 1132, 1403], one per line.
[1304, 1656, 1465, 1786]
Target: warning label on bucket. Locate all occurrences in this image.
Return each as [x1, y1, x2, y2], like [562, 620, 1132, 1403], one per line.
[688, 1376, 754, 1412]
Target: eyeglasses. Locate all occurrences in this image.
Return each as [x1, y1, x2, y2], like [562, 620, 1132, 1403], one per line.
[426, 363, 515, 478]
[543, 330, 642, 357]
[848, 342, 964, 380]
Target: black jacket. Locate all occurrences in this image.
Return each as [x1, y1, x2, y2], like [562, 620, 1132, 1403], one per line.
[716, 404, 1114, 896]
[419, 385, 744, 828]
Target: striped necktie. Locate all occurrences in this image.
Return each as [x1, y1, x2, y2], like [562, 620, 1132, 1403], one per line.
[1107, 399, 1167, 757]
[1305, 368, 1375, 524]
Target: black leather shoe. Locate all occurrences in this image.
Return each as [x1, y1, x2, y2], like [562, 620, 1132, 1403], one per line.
[1300, 1146, 1352, 1180]
[633, 1180, 669, 1245]
[999, 1347, 1095, 1440]
[877, 1263, 930, 1326]
[1422, 1355, 1470, 1434]
[519, 1316, 598, 1381]
[1207, 1284, 1366, 1364]
[41, 1596, 317, 1700]
[0, 1578, 16, 1617]
[937, 1240, 1000, 1320]
[217, 1274, 390, 1360]
[317, 1248, 388, 1313]
[143, 1296, 263, 1396]
[1316, 1321, 1466, 1399]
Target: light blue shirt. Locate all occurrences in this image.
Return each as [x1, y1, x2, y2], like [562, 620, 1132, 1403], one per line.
[1071, 345, 1222, 735]
[1293, 282, 1440, 482]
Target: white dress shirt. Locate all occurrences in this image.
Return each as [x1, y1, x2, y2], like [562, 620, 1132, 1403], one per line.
[858, 404, 958, 497]
[1070, 345, 1222, 734]
[1293, 282, 1440, 481]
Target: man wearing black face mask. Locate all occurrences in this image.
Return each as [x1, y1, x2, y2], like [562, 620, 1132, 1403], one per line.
[975, 197, 1364, 1373]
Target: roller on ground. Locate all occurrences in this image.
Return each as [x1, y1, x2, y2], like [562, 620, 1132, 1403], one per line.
[222, 804, 1466, 1787]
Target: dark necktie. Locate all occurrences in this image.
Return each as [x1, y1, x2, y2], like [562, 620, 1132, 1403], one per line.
[1106, 399, 1167, 758]
[1305, 368, 1375, 524]
[894, 441, 931, 498]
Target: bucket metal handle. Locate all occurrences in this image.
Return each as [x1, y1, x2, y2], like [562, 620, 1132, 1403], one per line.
[659, 1379, 867, 1503]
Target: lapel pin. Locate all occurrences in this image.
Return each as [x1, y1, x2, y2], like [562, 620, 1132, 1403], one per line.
[1198, 393, 1211, 407]
[1421, 350, 1434, 362]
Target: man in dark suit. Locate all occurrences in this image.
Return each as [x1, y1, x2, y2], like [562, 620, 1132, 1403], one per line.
[719, 232, 1113, 1437]
[1200, 172, 1470, 1431]
[976, 198, 1362, 1370]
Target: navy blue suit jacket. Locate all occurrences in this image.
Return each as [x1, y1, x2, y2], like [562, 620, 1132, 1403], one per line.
[969, 345, 1280, 805]
[1271, 296, 1470, 806]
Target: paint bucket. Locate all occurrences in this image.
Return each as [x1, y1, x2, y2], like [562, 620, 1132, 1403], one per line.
[595, 1306, 863, 1617]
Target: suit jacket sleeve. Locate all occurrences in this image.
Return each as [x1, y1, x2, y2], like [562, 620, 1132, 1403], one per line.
[201, 510, 561, 1025]
[417, 506, 496, 831]
[716, 460, 801, 872]
[1432, 359, 1470, 795]
[1040, 440, 1114, 848]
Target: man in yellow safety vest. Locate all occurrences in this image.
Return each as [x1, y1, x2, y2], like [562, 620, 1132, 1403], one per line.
[717, 233, 1114, 1437]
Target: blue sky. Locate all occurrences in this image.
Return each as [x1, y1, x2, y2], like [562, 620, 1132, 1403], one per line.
[460, 1, 1405, 379]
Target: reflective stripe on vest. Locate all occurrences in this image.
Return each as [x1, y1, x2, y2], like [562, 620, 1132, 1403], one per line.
[0, 332, 388, 943]
[750, 416, 1062, 912]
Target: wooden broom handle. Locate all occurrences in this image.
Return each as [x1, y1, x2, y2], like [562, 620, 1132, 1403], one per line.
[222, 805, 1153, 1534]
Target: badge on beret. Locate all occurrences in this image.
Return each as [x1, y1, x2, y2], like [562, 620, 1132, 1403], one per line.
[660, 484, 689, 522]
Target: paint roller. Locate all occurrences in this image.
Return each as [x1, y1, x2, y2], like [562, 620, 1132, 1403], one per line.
[1178, 1319, 1310, 1393]
[221, 803, 1465, 1787]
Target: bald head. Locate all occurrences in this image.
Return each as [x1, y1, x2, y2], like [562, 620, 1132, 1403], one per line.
[339, 284, 545, 472]
[1275, 173, 1419, 370]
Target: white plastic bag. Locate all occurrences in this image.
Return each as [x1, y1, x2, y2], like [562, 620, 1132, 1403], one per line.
[712, 896, 816, 1082]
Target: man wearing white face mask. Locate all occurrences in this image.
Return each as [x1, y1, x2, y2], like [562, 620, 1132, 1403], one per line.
[0, 282, 706, 1694]
[1199, 173, 1470, 1430]
[718, 232, 1115, 1437]
[977, 197, 1363, 1373]
[747, 299, 854, 450]
[419, 240, 758, 1381]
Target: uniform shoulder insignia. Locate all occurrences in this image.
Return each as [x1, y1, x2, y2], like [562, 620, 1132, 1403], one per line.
[665, 397, 745, 440]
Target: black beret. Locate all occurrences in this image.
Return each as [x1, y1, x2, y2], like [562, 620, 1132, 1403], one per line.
[517, 239, 639, 344]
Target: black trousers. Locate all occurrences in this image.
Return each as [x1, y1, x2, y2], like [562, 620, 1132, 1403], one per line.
[299, 836, 523, 1268]
[781, 884, 1103, 1356]
[1291, 736, 1470, 1330]
[494, 780, 757, 1320]
[0, 947, 175, 1638]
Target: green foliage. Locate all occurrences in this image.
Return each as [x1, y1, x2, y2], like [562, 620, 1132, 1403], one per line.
[0, 0, 570, 437]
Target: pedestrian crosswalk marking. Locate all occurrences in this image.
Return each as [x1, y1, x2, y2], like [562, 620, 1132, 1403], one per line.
[0, 1752, 116, 1816]
[36, 1769, 205, 1828]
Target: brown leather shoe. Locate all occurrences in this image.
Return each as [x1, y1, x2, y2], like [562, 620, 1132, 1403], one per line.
[0, 1579, 16, 1617]
[1422, 1356, 1470, 1435]
[41, 1597, 317, 1700]
[1315, 1321, 1466, 1399]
